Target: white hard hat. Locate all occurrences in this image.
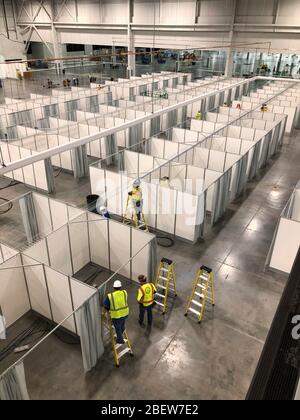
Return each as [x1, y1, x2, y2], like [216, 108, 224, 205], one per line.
[113, 280, 122, 288]
[100, 206, 106, 212]
[133, 178, 141, 188]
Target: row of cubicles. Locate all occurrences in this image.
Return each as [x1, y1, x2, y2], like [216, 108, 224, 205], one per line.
[0, 73, 252, 194]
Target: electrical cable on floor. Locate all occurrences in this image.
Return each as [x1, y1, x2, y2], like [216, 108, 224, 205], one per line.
[54, 168, 62, 178]
[84, 268, 104, 286]
[0, 317, 81, 363]
[0, 180, 19, 191]
[0, 319, 46, 362]
[156, 235, 175, 248]
[0, 197, 13, 215]
[53, 329, 80, 345]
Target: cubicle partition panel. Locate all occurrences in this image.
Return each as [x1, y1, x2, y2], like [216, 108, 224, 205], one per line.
[89, 163, 207, 243]
[0, 243, 19, 264]
[0, 253, 31, 328]
[0, 142, 54, 192]
[0, 190, 157, 338]
[266, 182, 300, 275]
[21, 192, 156, 282]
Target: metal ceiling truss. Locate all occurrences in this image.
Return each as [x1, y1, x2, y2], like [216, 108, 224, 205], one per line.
[55, 0, 76, 22]
[15, 0, 54, 56]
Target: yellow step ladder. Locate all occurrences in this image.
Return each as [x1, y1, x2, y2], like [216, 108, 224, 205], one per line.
[102, 310, 134, 367]
[123, 195, 149, 232]
[154, 258, 177, 315]
[184, 265, 215, 323]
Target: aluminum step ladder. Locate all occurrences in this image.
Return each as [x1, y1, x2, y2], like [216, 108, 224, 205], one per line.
[123, 195, 148, 232]
[102, 310, 134, 367]
[154, 258, 177, 315]
[184, 265, 215, 323]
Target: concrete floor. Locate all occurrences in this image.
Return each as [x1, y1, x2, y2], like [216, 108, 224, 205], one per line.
[0, 128, 299, 399]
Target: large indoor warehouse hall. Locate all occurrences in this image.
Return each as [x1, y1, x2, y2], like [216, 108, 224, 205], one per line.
[0, 0, 299, 403]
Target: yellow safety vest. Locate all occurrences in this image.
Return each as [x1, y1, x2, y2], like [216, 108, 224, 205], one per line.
[138, 283, 157, 307]
[131, 187, 142, 204]
[195, 112, 202, 121]
[108, 290, 129, 319]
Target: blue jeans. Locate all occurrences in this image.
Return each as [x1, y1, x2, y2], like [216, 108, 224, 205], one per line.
[112, 317, 127, 343]
[139, 304, 153, 326]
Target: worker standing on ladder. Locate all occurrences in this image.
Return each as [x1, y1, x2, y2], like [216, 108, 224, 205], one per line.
[195, 110, 202, 120]
[104, 280, 129, 344]
[128, 178, 143, 223]
[137, 275, 157, 327]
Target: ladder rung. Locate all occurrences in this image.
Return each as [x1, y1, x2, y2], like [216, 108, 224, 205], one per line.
[188, 307, 200, 316]
[159, 276, 168, 281]
[118, 347, 130, 359]
[199, 275, 209, 281]
[194, 291, 212, 299]
[197, 284, 207, 290]
[155, 301, 164, 307]
[155, 293, 165, 299]
[191, 300, 203, 308]
[161, 267, 168, 272]
[157, 284, 166, 290]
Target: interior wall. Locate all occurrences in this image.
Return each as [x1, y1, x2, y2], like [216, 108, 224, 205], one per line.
[0, 1, 25, 60]
[4, 0, 300, 60]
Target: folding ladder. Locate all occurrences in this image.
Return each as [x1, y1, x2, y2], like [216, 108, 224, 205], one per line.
[185, 265, 215, 323]
[102, 310, 134, 367]
[123, 195, 149, 232]
[154, 258, 177, 315]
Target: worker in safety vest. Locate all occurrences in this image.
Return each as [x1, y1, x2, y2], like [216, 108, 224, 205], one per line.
[261, 103, 268, 112]
[137, 275, 157, 327]
[128, 179, 143, 223]
[195, 110, 202, 120]
[104, 280, 129, 344]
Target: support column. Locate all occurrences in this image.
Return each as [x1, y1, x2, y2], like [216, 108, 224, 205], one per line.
[112, 43, 117, 67]
[85, 45, 93, 56]
[127, 0, 135, 77]
[225, 50, 234, 78]
[50, 0, 61, 74]
[224, 0, 237, 77]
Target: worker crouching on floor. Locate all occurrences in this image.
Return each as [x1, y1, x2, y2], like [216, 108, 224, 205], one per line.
[104, 280, 129, 344]
[137, 275, 157, 327]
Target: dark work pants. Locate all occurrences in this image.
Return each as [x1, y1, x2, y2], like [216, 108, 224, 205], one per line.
[112, 317, 126, 343]
[139, 304, 153, 326]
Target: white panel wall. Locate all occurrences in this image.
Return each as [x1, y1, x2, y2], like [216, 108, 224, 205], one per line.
[269, 218, 300, 274]
[0, 254, 31, 327]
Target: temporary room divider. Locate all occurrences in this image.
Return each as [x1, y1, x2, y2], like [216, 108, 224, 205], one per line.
[0, 191, 157, 394]
[266, 181, 300, 274]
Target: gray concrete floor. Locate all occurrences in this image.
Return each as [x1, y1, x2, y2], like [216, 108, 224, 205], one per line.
[0, 129, 299, 400]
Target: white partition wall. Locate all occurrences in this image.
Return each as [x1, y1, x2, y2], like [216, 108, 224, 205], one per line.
[0, 254, 31, 327]
[267, 182, 300, 275]
[0, 142, 54, 192]
[0, 191, 156, 339]
[21, 193, 156, 282]
[89, 154, 223, 242]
